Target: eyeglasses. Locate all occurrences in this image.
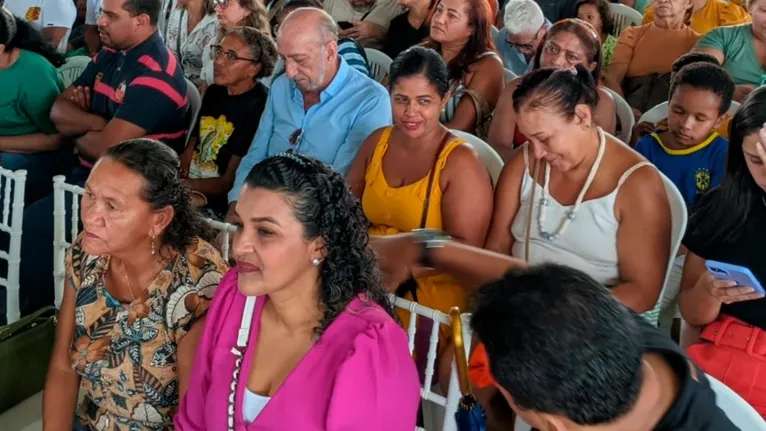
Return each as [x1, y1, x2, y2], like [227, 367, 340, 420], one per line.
[211, 45, 257, 64]
[506, 25, 545, 53]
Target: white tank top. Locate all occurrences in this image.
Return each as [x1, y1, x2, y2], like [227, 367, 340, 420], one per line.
[510, 144, 653, 286]
[243, 388, 271, 424]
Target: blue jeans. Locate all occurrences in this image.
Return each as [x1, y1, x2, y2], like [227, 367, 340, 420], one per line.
[0, 162, 88, 324]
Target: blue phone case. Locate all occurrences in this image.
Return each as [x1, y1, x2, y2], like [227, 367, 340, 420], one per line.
[705, 260, 765, 295]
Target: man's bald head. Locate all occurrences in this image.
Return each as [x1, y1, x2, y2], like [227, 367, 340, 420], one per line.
[278, 7, 338, 45]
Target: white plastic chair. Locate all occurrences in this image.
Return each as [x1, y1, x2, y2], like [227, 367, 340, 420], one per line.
[57, 56, 92, 88]
[185, 78, 202, 146]
[640, 172, 688, 326]
[639, 101, 741, 126]
[0, 168, 27, 324]
[503, 68, 517, 84]
[708, 374, 766, 430]
[450, 130, 505, 186]
[389, 295, 469, 431]
[604, 87, 634, 144]
[364, 48, 393, 84]
[608, 3, 643, 36]
[52, 176, 238, 309]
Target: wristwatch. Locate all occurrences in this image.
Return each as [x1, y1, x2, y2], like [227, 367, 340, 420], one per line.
[411, 229, 451, 268]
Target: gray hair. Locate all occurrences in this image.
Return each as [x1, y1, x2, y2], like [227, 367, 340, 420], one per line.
[277, 7, 338, 44]
[504, 0, 545, 36]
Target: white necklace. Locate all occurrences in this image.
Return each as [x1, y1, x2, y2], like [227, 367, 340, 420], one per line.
[537, 127, 606, 241]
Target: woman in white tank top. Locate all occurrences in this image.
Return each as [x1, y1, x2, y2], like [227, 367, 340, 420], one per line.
[486, 65, 672, 313]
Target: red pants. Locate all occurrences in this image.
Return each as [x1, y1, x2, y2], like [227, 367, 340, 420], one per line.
[687, 314, 766, 418]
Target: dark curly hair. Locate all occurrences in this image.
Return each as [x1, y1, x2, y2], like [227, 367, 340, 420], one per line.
[0, 12, 65, 67]
[575, 0, 614, 37]
[243, 152, 393, 336]
[104, 139, 215, 254]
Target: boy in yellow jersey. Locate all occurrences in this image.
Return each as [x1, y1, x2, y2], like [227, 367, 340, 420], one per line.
[634, 62, 733, 209]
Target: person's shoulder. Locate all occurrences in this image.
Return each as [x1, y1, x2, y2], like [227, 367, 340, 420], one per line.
[634, 132, 661, 156]
[346, 67, 389, 98]
[18, 49, 58, 71]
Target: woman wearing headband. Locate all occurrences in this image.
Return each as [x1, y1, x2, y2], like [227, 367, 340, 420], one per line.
[176, 153, 419, 430]
[0, 6, 68, 204]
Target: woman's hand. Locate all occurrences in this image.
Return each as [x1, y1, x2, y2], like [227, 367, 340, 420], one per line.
[369, 234, 422, 292]
[339, 21, 384, 40]
[698, 271, 764, 304]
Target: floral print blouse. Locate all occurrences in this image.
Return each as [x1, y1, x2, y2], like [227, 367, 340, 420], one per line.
[164, 9, 218, 83]
[66, 234, 228, 431]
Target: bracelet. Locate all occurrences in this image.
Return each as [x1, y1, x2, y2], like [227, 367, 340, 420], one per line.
[411, 229, 451, 268]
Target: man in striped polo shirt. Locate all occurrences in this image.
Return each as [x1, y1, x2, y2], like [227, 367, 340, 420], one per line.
[8, 0, 190, 318]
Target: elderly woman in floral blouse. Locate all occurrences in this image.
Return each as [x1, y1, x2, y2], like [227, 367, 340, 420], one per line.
[43, 139, 228, 431]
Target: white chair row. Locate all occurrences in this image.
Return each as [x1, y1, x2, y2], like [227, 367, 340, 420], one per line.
[51, 175, 237, 309]
[608, 3, 643, 36]
[365, 48, 393, 84]
[389, 294, 471, 431]
[57, 56, 92, 89]
[0, 168, 27, 325]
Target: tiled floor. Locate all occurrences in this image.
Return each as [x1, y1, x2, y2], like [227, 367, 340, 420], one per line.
[1, 391, 42, 431]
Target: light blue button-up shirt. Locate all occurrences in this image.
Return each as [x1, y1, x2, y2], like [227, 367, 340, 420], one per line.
[228, 57, 392, 202]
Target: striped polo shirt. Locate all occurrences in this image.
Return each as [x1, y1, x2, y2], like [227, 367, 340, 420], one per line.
[73, 31, 189, 158]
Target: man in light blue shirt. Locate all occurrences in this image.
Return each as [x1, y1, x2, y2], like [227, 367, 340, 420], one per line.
[495, 0, 550, 76]
[227, 7, 392, 206]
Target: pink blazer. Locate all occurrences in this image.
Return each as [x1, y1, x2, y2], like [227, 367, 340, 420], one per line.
[175, 270, 420, 430]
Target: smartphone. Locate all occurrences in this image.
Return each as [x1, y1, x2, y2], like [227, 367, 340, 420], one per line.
[338, 21, 354, 30]
[705, 260, 765, 295]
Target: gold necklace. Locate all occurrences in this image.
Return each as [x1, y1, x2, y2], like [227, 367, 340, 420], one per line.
[119, 258, 164, 306]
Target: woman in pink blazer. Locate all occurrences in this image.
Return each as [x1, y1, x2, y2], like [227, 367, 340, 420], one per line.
[175, 153, 420, 430]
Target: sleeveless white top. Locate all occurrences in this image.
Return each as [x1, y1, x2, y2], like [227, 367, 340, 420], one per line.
[243, 388, 271, 424]
[510, 144, 653, 286]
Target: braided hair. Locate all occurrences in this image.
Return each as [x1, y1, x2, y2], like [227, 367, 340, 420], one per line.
[104, 139, 215, 253]
[243, 152, 393, 336]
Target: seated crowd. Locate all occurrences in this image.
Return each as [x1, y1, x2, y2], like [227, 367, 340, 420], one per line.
[1, 0, 766, 429]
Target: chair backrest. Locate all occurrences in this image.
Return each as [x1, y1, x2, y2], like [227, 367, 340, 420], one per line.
[58, 56, 92, 88]
[707, 374, 766, 429]
[390, 295, 468, 431]
[0, 168, 27, 324]
[450, 130, 505, 186]
[504, 68, 517, 84]
[605, 87, 634, 144]
[608, 3, 643, 36]
[185, 78, 202, 146]
[639, 101, 742, 127]
[642, 172, 688, 325]
[52, 176, 237, 309]
[364, 48, 393, 84]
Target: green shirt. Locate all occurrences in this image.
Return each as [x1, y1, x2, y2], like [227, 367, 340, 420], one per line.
[0, 49, 64, 137]
[696, 23, 766, 86]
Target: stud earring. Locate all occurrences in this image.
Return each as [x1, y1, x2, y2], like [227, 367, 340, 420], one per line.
[583, 124, 591, 130]
[312, 257, 320, 266]
[151, 235, 156, 256]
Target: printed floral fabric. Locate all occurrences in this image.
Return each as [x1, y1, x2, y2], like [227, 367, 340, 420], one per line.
[164, 9, 218, 83]
[66, 233, 228, 430]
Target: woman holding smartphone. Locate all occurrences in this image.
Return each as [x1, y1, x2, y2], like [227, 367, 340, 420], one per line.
[679, 86, 766, 418]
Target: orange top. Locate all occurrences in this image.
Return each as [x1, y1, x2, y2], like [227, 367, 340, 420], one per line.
[642, 0, 751, 35]
[468, 342, 495, 388]
[611, 22, 701, 78]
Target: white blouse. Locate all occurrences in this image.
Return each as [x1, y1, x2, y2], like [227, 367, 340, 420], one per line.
[165, 8, 218, 83]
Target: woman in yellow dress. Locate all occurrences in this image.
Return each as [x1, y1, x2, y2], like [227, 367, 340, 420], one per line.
[346, 46, 494, 355]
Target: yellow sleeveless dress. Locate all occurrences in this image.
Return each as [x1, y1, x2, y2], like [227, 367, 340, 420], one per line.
[362, 127, 468, 342]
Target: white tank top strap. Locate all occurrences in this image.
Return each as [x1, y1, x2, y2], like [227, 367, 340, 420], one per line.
[617, 161, 654, 187]
[522, 143, 530, 169]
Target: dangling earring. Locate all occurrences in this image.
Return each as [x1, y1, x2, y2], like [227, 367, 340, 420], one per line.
[151, 235, 156, 256]
[312, 257, 320, 266]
